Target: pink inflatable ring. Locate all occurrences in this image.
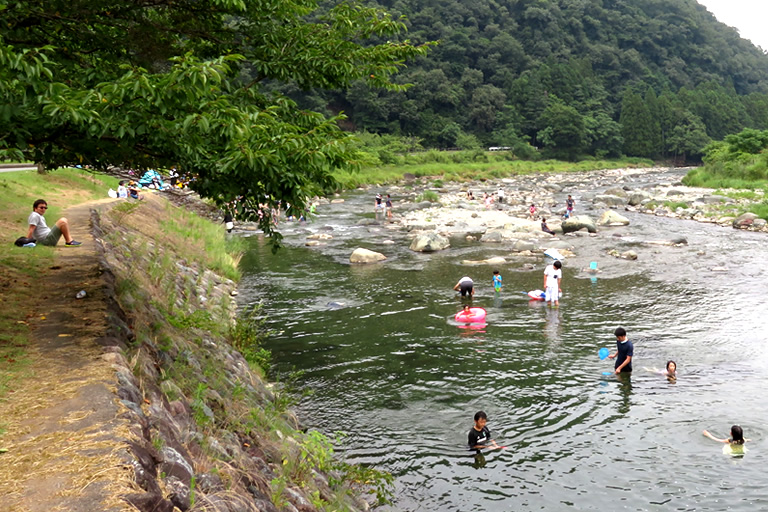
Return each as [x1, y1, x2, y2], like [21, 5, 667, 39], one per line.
[455, 307, 487, 323]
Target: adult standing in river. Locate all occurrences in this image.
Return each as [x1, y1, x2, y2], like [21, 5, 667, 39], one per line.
[608, 327, 633, 374]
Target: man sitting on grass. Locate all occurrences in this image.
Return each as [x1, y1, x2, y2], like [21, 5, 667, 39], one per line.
[27, 199, 82, 247]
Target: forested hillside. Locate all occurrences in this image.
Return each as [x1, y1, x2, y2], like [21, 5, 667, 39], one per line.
[273, 0, 768, 161]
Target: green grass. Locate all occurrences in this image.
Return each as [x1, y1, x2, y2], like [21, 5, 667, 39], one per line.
[0, 168, 119, 409]
[160, 204, 243, 282]
[713, 189, 766, 201]
[682, 166, 768, 190]
[333, 157, 653, 189]
[663, 201, 690, 210]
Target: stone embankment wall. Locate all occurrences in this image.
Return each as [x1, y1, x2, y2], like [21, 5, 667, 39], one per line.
[93, 195, 371, 512]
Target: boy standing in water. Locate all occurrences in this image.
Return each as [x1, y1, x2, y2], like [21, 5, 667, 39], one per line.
[492, 269, 502, 292]
[468, 411, 499, 450]
[608, 327, 633, 374]
[543, 260, 562, 306]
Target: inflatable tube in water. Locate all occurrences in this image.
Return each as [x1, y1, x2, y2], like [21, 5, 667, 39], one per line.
[455, 307, 487, 323]
[527, 289, 562, 301]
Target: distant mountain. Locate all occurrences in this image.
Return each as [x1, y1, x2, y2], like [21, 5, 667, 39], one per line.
[275, 0, 768, 160]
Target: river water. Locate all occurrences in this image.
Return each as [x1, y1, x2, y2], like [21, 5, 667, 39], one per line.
[238, 169, 768, 511]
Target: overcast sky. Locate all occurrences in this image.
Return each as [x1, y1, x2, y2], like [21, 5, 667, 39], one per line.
[696, 0, 768, 51]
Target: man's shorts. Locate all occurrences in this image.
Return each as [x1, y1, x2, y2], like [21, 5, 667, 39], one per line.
[460, 282, 474, 296]
[39, 225, 63, 246]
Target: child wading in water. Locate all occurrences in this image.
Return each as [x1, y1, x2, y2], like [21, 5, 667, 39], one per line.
[492, 269, 502, 292]
[703, 425, 749, 456]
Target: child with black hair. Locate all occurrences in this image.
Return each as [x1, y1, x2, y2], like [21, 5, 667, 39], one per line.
[703, 426, 749, 456]
[607, 327, 633, 373]
[468, 411, 499, 450]
[664, 360, 677, 379]
[703, 425, 747, 445]
[543, 260, 562, 306]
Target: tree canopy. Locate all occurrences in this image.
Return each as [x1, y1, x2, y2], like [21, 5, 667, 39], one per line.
[0, 0, 429, 241]
[275, 0, 768, 162]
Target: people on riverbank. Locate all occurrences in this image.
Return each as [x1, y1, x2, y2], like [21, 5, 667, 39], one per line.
[529, 203, 537, 220]
[492, 269, 502, 292]
[543, 260, 562, 306]
[468, 411, 499, 450]
[566, 195, 575, 217]
[386, 194, 393, 218]
[607, 327, 633, 373]
[117, 181, 128, 198]
[454, 276, 474, 297]
[484, 193, 494, 209]
[541, 218, 556, 236]
[224, 211, 234, 233]
[26, 199, 81, 247]
[497, 186, 505, 204]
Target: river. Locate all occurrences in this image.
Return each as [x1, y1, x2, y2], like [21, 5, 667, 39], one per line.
[238, 168, 768, 511]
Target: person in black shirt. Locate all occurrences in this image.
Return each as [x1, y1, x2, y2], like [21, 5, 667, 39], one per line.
[608, 327, 634, 373]
[468, 411, 499, 450]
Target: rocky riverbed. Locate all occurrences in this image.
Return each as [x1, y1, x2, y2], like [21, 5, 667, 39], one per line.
[330, 166, 765, 262]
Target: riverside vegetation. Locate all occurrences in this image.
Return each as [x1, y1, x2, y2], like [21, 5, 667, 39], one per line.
[0, 169, 392, 511]
[1, 143, 765, 509]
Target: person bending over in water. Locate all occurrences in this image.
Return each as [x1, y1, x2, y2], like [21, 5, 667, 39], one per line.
[468, 411, 499, 450]
[454, 276, 474, 298]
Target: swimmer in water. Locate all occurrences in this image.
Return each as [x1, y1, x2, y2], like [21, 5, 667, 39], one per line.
[663, 360, 677, 380]
[703, 425, 749, 446]
[644, 360, 677, 380]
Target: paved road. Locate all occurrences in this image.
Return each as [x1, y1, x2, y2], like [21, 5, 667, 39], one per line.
[0, 165, 36, 173]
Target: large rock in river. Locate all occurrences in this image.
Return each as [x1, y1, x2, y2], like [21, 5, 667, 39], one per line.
[628, 191, 652, 206]
[350, 248, 387, 263]
[733, 212, 760, 229]
[562, 215, 597, 233]
[461, 257, 507, 265]
[409, 232, 450, 252]
[597, 210, 630, 226]
[594, 194, 626, 207]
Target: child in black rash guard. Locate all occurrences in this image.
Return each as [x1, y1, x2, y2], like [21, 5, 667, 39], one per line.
[468, 411, 499, 450]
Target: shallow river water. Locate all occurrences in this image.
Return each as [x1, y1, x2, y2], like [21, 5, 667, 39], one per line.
[238, 169, 768, 511]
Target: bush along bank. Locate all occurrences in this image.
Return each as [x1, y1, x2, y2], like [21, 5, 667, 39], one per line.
[96, 194, 390, 512]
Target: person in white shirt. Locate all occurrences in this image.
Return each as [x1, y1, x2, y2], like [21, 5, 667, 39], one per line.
[543, 260, 562, 306]
[453, 276, 474, 297]
[27, 199, 81, 247]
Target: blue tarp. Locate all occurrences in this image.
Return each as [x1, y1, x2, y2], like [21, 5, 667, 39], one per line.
[138, 169, 165, 189]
